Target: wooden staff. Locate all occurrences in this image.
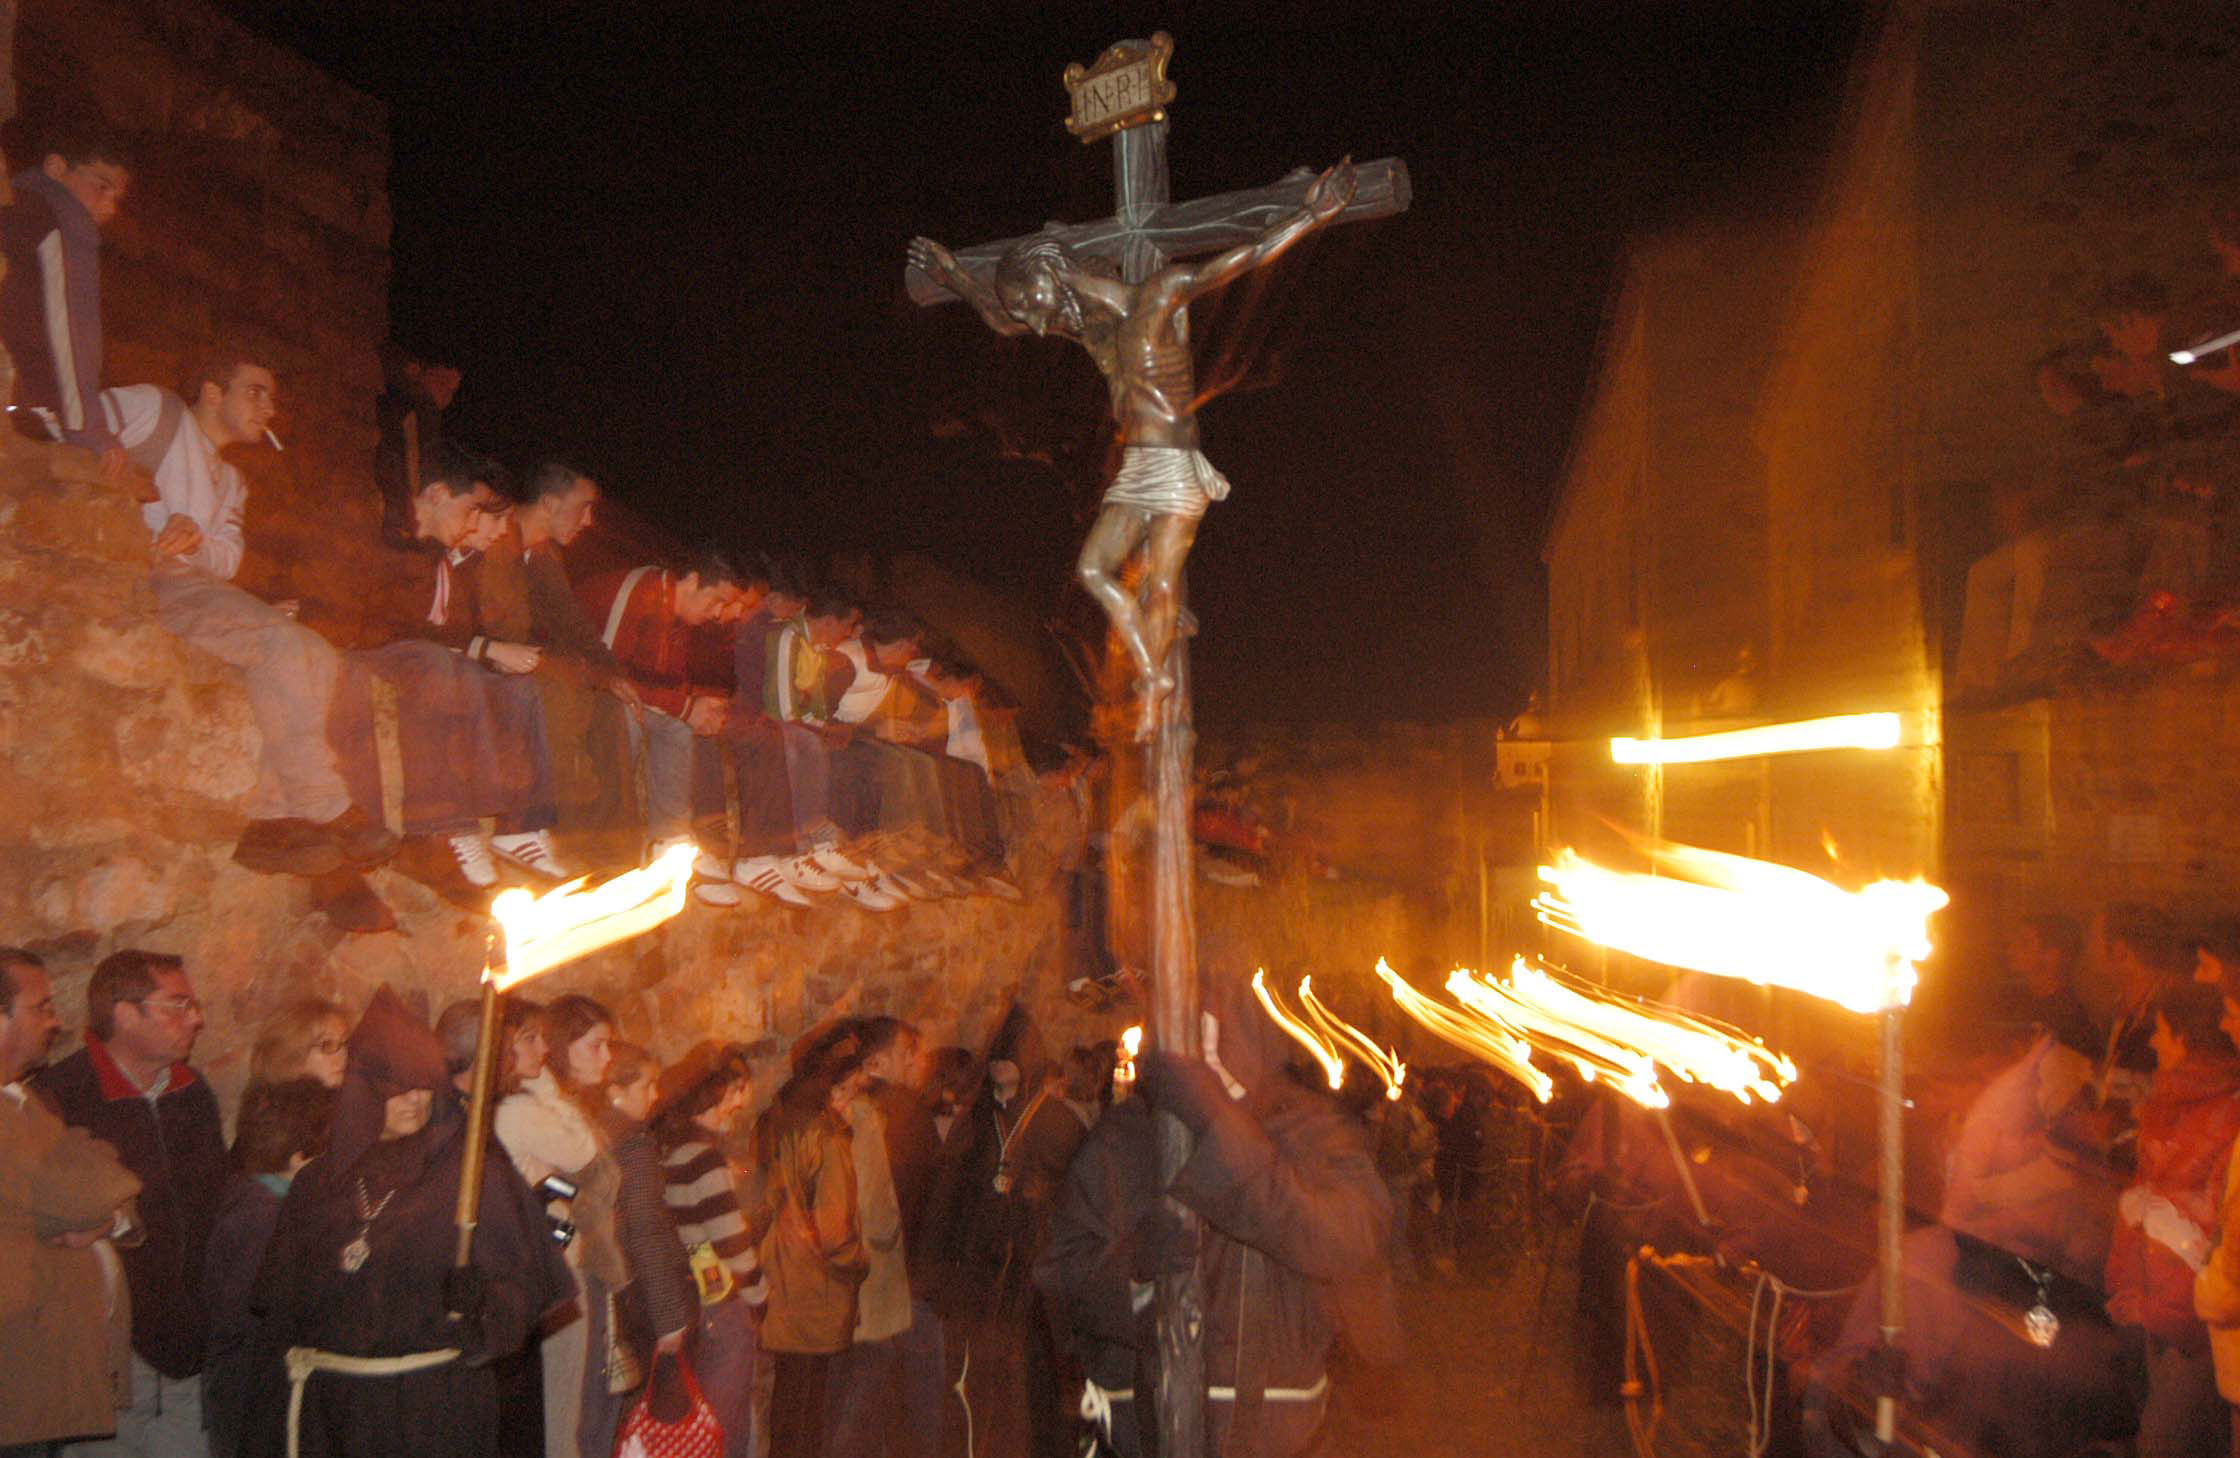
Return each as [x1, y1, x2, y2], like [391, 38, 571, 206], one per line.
[452, 961, 504, 1267]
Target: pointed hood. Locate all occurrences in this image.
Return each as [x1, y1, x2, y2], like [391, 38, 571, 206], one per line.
[328, 984, 461, 1178]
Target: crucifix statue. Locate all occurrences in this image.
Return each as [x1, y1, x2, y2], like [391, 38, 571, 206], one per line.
[910, 158, 1355, 737]
[906, 34, 1408, 1458]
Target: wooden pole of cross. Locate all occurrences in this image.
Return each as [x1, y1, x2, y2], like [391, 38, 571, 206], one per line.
[907, 37, 1408, 1455]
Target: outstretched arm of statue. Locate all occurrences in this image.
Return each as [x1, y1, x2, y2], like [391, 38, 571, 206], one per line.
[1171, 157, 1359, 304]
[908, 236, 1028, 337]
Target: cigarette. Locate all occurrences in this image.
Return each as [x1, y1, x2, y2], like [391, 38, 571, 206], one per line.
[264, 428, 284, 452]
[2171, 327, 2240, 366]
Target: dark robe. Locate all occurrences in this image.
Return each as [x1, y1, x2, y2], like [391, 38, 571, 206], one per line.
[243, 988, 569, 1458]
[1037, 1075, 1406, 1458]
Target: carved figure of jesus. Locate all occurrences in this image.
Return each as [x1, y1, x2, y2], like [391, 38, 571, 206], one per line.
[910, 158, 1357, 735]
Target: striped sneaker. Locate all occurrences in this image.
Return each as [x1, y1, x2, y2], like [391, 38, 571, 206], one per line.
[447, 833, 499, 888]
[492, 830, 573, 881]
[733, 856, 814, 908]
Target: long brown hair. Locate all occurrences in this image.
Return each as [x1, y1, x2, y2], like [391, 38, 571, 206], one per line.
[546, 993, 615, 1114]
[250, 998, 350, 1086]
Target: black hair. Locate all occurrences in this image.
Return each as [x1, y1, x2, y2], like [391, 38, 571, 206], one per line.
[805, 590, 857, 624]
[182, 344, 270, 405]
[526, 459, 595, 504]
[2020, 913, 2083, 972]
[2099, 272, 2171, 319]
[232, 1077, 335, 1175]
[0, 946, 42, 1013]
[854, 1016, 917, 1062]
[420, 442, 485, 497]
[2156, 982, 2237, 1061]
[86, 950, 183, 1042]
[41, 118, 131, 172]
[2106, 902, 2188, 977]
[680, 545, 747, 590]
[861, 609, 920, 650]
[765, 556, 815, 601]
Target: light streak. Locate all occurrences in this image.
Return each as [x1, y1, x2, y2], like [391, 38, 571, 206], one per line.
[488, 841, 697, 990]
[1610, 712, 1902, 765]
[1375, 957, 1553, 1103]
[264, 428, 284, 452]
[1251, 969, 1347, 1091]
[1297, 976, 1406, 1099]
[1454, 958, 1795, 1108]
[1534, 841, 1947, 1014]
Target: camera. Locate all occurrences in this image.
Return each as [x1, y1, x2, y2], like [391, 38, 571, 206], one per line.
[537, 1174, 578, 1249]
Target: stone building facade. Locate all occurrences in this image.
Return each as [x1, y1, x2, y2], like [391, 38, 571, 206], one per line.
[1543, 0, 2240, 1023]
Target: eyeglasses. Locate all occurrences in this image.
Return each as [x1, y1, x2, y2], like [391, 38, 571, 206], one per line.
[136, 995, 202, 1017]
[311, 1037, 346, 1056]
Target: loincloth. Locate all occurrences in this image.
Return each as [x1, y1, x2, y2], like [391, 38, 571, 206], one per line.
[1100, 445, 1231, 520]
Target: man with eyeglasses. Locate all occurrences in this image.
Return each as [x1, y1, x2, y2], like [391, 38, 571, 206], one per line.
[33, 951, 228, 1458]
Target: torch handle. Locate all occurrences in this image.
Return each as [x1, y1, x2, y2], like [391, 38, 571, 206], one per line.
[453, 976, 504, 1269]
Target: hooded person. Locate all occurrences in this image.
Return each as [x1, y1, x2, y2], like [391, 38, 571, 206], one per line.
[242, 985, 571, 1458]
[1036, 967, 1405, 1458]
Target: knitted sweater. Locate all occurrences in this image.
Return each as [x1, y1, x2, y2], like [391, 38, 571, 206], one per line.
[662, 1139, 768, 1305]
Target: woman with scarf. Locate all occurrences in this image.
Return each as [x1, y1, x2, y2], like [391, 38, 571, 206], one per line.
[242, 985, 568, 1458]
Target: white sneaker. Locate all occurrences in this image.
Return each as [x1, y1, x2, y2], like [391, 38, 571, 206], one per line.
[692, 881, 744, 908]
[882, 866, 936, 900]
[781, 855, 844, 893]
[804, 848, 870, 882]
[448, 833, 498, 888]
[693, 850, 734, 883]
[733, 856, 815, 908]
[837, 873, 905, 912]
[492, 830, 574, 880]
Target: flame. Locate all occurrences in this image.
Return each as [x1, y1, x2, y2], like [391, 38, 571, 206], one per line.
[1453, 958, 1795, 1108]
[1375, 957, 1554, 1103]
[1609, 711, 1902, 765]
[1116, 1024, 1142, 1091]
[1533, 841, 1947, 1014]
[488, 841, 697, 990]
[1252, 969, 1347, 1091]
[1298, 977, 1407, 1099]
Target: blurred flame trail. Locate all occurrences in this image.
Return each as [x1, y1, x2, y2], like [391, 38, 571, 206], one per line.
[1298, 977, 1407, 1099]
[1451, 958, 1795, 1109]
[1375, 957, 1554, 1103]
[1609, 711, 1902, 765]
[1252, 970, 1347, 1091]
[489, 841, 697, 989]
[1533, 841, 1948, 1014]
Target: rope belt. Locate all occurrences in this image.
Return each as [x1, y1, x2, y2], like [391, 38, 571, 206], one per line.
[285, 1346, 460, 1458]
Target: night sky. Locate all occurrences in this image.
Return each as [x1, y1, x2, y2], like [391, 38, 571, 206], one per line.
[219, 1, 1861, 731]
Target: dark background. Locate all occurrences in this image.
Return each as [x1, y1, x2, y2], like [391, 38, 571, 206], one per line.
[218, 1, 1862, 730]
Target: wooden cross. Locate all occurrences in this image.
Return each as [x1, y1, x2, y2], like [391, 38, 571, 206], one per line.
[907, 36, 1409, 1458]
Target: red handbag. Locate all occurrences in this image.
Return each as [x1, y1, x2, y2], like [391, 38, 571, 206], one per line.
[613, 1352, 724, 1458]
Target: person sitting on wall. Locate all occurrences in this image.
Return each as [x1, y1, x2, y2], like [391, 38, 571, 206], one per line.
[575, 547, 756, 898]
[100, 348, 401, 891]
[759, 591, 906, 912]
[477, 460, 644, 849]
[373, 345, 462, 549]
[1, 118, 129, 457]
[324, 443, 570, 898]
[706, 561, 838, 908]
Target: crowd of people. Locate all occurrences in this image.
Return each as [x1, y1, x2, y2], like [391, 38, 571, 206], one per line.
[0, 947, 1404, 1458]
[0, 119, 1038, 937]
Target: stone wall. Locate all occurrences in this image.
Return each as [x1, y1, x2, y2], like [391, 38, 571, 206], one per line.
[0, 432, 1103, 1115]
[12, 0, 399, 633]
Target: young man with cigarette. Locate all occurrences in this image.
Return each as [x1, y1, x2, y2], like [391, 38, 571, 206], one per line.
[101, 350, 399, 882]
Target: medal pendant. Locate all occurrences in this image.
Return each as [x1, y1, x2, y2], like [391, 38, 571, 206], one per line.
[340, 1234, 372, 1274]
[2023, 1301, 2059, 1348]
